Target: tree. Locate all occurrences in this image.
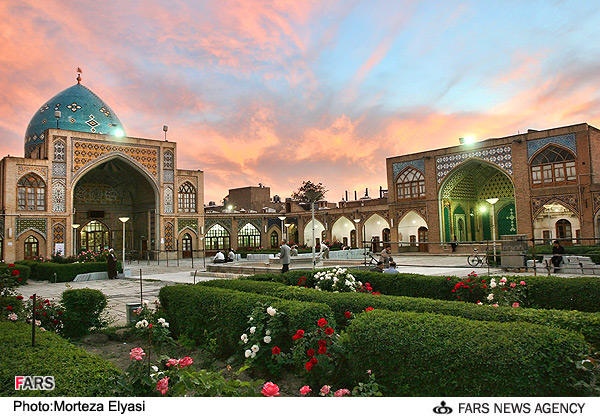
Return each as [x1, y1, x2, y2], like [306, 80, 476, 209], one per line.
[291, 180, 328, 202]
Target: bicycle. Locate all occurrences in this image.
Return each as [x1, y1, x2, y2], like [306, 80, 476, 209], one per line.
[467, 248, 489, 267]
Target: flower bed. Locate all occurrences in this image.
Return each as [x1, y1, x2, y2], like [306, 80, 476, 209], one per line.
[0, 321, 120, 396]
[199, 279, 600, 349]
[344, 309, 589, 396]
[159, 285, 334, 357]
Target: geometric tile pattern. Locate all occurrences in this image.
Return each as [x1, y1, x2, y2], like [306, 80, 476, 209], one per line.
[531, 194, 579, 219]
[237, 218, 262, 233]
[177, 218, 198, 234]
[478, 172, 514, 200]
[17, 165, 48, 180]
[392, 158, 425, 179]
[205, 218, 231, 233]
[593, 192, 600, 215]
[52, 162, 67, 177]
[53, 223, 65, 244]
[397, 207, 427, 222]
[436, 145, 513, 183]
[164, 222, 174, 250]
[72, 140, 158, 178]
[16, 218, 47, 238]
[164, 186, 174, 213]
[527, 133, 576, 161]
[52, 179, 66, 212]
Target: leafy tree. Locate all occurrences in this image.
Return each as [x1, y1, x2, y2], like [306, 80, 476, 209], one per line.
[291, 181, 327, 202]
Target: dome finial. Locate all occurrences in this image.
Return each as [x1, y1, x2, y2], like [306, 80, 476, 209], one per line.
[76, 67, 82, 84]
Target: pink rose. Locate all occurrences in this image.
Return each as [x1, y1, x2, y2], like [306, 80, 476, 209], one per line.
[510, 283, 516, 288]
[300, 385, 312, 396]
[520, 281, 526, 285]
[512, 302, 520, 308]
[156, 377, 169, 395]
[334, 388, 351, 397]
[130, 347, 146, 361]
[261, 382, 280, 397]
[500, 278, 507, 283]
[179, 356, 193, 367]
[166, 358, 180, 367]
[320, 385, 331, 396]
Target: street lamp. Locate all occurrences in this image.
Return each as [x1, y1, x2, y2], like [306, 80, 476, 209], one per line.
[305, 190, 321, 270]
[278, 216, 286, 241]
[119, 217, 130, 270]
[71, 223, 80, 256]
[486, 198, 499, 264]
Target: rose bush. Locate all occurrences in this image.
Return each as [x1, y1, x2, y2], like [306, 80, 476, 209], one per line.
[313, 268, 362, 293]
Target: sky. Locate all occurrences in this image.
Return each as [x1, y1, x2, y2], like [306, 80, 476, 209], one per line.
[3, 0, 600, 204]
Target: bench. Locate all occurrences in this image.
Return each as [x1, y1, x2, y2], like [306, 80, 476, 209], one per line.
[527, 255, 600, 275]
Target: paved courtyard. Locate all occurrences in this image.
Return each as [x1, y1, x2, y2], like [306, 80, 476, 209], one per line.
[14, 254, 583, 326]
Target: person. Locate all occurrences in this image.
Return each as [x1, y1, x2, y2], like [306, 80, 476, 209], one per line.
[370, 260, 384, 273]
[551, 240, 565, 269]
[379, 244, 392, 268]
[213, 250, 226, 263]
[280, 240, 291, 273]
[384, 260, 399, 274]
[319, 242, 330, 259]
[227, 248, 236, 262]
[451, 235, 458, 252]
[290, 245, 298, 256]
[370, 237, 378, 252]
[107, 248, 118, 279]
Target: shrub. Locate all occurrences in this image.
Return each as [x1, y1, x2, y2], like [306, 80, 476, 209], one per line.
[0, 321, 120, 396]
[159, 285, 333, 358]
[16, 261, 111, 282]
[60, 289, 108, 338]
[343, 310, 589, 396]
[199, 279, 600, 348]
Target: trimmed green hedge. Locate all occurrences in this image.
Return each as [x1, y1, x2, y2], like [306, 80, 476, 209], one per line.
[344, 310, 588, 396]
[159, 285, 334, 357]
[244, 270, 600, 312]
[0, 321, 120, 396]
[15, 261, 110, 282]
[60, 289, 108, 338]
[200, 279, 600, 348]
[0, 263, 31, 285]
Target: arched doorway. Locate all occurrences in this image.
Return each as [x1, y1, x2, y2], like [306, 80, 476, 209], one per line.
[556, 219, 572, 244]
[181, 233, 193, 258]
[364, 214, 390, 252]
[80, 220, 109, 252]
[72, 157, 158, 257]
[439, 160, 515, 243]
[205, 224, 230, 254]
[418, 227, 429, 252]
[24, 235, 39, 260]
[532, 202, 579, 245]
[331, 217, 354, 247]
[303, 219, 325, 247]
[398, 211, 428, 251]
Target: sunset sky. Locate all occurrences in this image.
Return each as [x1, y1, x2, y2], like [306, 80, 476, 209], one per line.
[2, 0, 600, 204]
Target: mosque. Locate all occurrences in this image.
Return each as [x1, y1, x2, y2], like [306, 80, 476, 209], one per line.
[2, 72, 600, 263]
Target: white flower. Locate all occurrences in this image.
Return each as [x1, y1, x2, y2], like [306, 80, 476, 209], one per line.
[490, 281, 497, 288]
[158, 318, 166, 324]
[249, 317, 254, 322]
[487, 294, 494, 301]
[7, 313, 18, 321]
[135, 319, 149, 328]
[266, 306, 277, 316]
[477, 302, 483, 305]
[163, 322, 169, 328]
[251, 344, 260, 353]
[152, 365, 159, 372]
[250, 326, 256, 334]
[240, 333, 248, 341]
[245, 349, 252, 358]
[250, 352, 256, 358]
[263, 336, 272, 344]
[265, 330, 271, 336]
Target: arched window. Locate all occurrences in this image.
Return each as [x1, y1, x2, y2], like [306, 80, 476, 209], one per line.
[206, 224, 230, 251]
[270, 231, 279, 248]
[178, 182, 196, 212]
[396, 167, 425, 200]
[81, 220, 109, 252]
[24, 235, 39, 260]
[530, 145, 576, 187]
[556, 219, 572, 240]
[238, 223, 261, 248]
[18, 174, 46, 211]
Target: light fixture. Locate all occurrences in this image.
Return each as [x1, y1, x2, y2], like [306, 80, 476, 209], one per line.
[119, 217, 130, 270]
[71, 224, 80, 256]
[459, 136, 475, 145]
[485, 198, 499, 264]
[54, 110, 61, 129]
[163, 125, 168, 141]
[278, 216, 286, 240]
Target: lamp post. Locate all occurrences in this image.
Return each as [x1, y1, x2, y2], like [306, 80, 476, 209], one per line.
[119, 217, 130, 269]
[55, 110, 61, 129]
[278, 216, 286, 241]
[305, 190, 320, 270]
[486, 198, 499, 264]
[71, 224, 80, 256]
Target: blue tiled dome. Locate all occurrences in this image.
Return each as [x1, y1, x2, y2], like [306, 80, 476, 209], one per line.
[24, 82, 126, 157]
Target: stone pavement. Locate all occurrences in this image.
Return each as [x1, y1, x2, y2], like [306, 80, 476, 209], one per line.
[13, 255, 582, 326]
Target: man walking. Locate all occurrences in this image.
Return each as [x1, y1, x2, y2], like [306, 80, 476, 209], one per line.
[280, 239, 291, 273]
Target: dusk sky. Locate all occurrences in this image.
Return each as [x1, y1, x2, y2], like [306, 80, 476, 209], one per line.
[2, 0, 600, 204]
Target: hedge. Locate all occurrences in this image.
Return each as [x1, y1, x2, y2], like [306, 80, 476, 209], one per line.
[14, 261, 110, 282]
[244, 270, 600, 312]
[0, 321, 120, 396]
[60, 289, 108, 338]
[343, 310, 589, 396]
[200, 279, 600, 348]
[159, 285, 334, 357]
[0, 263, 31, 286]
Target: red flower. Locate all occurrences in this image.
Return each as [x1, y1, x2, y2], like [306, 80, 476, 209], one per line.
[318, 339, 327, 347]
[344, 311, 352, 319]
[272, 346, 281, 355]
[305, 362, 313, 371]
[42, 312, 47, 316]
[11, 270, 19, 276]
[16, 296, 23, 300]
[293, 329, 305, 340]
[318, 345, 327, 354]
[310, 357, 318, 365]
[6, 306, 13, 310]
[365, 307, 374, 312]
[307, 348, 315, 357]
[8, 263, 15, 267]
[324, 327, 334, 335]
[317, 318, 328, 328]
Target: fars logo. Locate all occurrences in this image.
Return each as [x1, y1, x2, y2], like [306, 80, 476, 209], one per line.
[15, 376, 55, 391]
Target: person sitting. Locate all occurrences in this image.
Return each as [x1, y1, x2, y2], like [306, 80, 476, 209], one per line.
[227, 248, 236, 262]
[379, 244, 392, 268]
[384, 260, 399, 274]
[370, 261, 384, 273]
[213, 251, 226, 263]
[290, 245, 299, 256]
[551, 240, 565, 270]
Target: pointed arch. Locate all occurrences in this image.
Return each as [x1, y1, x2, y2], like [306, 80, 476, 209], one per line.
[395, 166, 425, 200]
[530, 144, 576, 187]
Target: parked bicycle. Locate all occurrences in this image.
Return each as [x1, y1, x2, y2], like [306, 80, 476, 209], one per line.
[467, 248, 489, 267]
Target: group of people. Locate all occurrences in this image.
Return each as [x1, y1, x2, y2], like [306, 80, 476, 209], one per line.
[370, 244, 399, 273]
[212, 248, 236, 263]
